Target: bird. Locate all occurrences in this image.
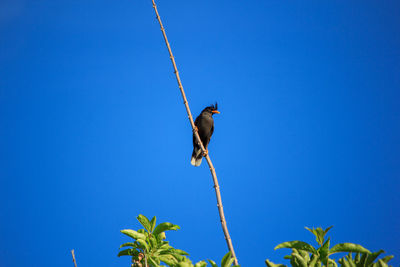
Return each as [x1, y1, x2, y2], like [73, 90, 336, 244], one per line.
[191, 103, 220, 166]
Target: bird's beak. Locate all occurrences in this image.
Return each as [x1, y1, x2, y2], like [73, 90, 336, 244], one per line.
[212, 110, 220, 114]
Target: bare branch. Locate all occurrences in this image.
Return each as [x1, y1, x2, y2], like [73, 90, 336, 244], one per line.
[71, 249, 77, 267]
[150, 1, 239, 265]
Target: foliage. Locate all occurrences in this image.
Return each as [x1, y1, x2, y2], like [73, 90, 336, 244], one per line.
[119, 218, 394, 267]
[265, 226, 394, 267]
[338, 250, 394, 267]
[118, 214, 238, 267]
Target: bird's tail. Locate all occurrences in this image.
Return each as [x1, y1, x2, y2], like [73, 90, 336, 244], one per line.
[190, 148, 203, 167]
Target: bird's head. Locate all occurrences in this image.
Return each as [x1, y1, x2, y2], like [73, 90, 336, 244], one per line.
[202, 102, 220, 115]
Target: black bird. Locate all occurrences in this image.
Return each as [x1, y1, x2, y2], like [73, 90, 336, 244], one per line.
[191, 103, 220, 166]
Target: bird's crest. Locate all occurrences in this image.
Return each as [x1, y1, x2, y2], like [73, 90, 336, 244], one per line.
[208, 102, 218, 111]
[201, 102, 220, 114]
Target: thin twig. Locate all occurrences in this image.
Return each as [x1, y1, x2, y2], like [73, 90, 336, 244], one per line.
[150, 1, 238, 265]
[71, 249, 77, 267]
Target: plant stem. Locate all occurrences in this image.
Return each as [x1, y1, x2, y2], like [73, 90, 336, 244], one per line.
[150, 1, 238, 265]
[71, 249, 77, 267]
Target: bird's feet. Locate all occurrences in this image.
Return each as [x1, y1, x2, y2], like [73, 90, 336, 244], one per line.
[193, 126, 198, 133]
[202, 149, 208, 157]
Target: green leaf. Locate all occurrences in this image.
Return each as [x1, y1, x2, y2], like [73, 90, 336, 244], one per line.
[324, 226, 333, 235]
[354, 253, 361, 263]
[153, 222, 180, 235]
[159, 254, 177, 266]
[117, 248, 133, 257]
[316, 228, 325, 245]
[359, 253, 368, 267]
[121, 229, 146, 240]
[290, 254, 300, 267]
[149, 256, 160, 267]
[158, 247, 169, 254]
[330, 243, 370, 255]
[173, 248, 190, 256]
[376, 259, 388, 267]
[292, 252, 308, 267]
[208, 259, 218, 267]
[318, 238, 331, 266]
[338, 258, 349, 267]
[158, 232, 166, 240]
[136, 239, 149, 252]
[159, 242, 171, 250]
[149, 234, 158, 250]
[275, 241, 317, 254]
[328, 259, 338, 267]
[265, 259, 287, 267]
[309, 254, 320, 267]
[305, 227, 315, 234]
[305, 227, 319, 243]
[366, 250, 385, 266]
[137, 214, 152, 232]
[150, 216, 157, 232]
[177, 262, 193, 267]
[380, 255, 394, 264]
[194, 261, 208, 267]
[298, 250, 310, 261]
[343, 254, 355, 267]
[225, 258, 235, 267]
[306, 227, 323, 245]
[172, 253, 186, 262]
[305, 226, 333, 246]
[221, 251, 234, 267]
[119, 242, 137, 249]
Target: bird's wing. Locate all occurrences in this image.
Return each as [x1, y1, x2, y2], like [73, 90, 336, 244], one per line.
[194, 114, 201, 126]
[193, 114, 201, 147]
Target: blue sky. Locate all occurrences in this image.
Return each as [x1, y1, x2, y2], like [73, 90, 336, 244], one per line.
[1, 1, 399, 266]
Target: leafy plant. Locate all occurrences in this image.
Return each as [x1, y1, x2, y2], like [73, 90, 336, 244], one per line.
[265, 226, 381, 267]
[338, 250, 394, 267]
[118, 214, 238, 267]
[208, 252, 239, 267]
[118, 214, 188, 266]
